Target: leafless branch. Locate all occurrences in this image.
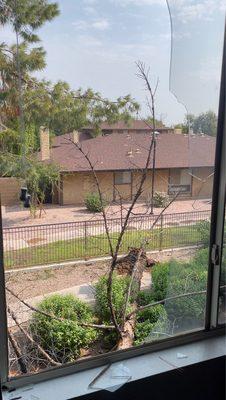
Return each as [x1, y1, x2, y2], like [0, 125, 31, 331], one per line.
[8, 306, 62, 367]
[8, 329, 27, 374]
[126, 285, 226, 319]
[6, 286, 115, 331]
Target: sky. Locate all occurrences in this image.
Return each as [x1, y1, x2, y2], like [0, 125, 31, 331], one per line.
[1, 0, 225, 125]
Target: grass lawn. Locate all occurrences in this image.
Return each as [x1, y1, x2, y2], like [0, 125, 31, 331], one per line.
[5, 225, 202, 269]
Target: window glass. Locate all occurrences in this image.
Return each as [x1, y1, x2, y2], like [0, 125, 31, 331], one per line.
[180, 170, 191, 185]
[0, 0, 225, 384]
[115, 171, 132, 185]
[169, 169, 192, 194]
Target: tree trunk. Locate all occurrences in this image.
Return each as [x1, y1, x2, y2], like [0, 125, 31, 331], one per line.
[116, 248, 146, 350]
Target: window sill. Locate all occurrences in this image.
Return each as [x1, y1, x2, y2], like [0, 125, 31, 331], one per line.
[3, 334, 225, 400]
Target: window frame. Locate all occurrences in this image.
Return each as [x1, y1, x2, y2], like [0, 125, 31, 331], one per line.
[168, 168, 192, 195]
[205, 25, 226, 330]
[114, 170, 132, 185]
[1, 22, 225, 397]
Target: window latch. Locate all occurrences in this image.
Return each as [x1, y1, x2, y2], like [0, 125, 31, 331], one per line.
[211, 244, 220, 266]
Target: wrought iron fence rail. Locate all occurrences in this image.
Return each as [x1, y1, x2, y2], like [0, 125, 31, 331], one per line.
[3, 210, 211, 269]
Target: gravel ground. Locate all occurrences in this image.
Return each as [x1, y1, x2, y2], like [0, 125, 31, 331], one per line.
[3, 199, 211, 227]
[6, 247, 198, 301]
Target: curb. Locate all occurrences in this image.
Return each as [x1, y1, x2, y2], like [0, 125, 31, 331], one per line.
[4, 245, 202, 275]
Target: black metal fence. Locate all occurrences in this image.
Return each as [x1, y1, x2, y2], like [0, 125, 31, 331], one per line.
[3, 210, 211, 269]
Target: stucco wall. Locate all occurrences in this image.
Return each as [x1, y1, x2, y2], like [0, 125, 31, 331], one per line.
[132, 169, 169, 201]
[62, 173, 86, 204]
[114, 183, 132, 201]
[0, 177, 22, 206]
[61, 167, 213, 205]
[192, 167, 214, 198]
[62, 172, 114, 205]
[61, 170, 169, 205]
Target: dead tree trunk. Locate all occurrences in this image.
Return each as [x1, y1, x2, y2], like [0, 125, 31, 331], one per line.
[116, 248, 147, 350]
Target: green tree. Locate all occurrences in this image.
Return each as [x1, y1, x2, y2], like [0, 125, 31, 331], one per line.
[192, 111, 217, 136]
[146, 117, 166, 129]
[23, 81, 140, 137]
[0, 151, 60, 216]
[0, 0, 59, 158]
[179, 111, 217, 136]
[0, 42, 46, 124]
[0, 0, 59, 43]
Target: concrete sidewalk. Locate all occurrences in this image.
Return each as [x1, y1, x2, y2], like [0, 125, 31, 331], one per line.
[8, 271, 152, 327]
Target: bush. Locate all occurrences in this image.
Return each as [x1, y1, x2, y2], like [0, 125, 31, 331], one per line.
[137, 290, 156, 307]
[134, 320, 156, 345]
[151, 262, 170, 301]
[95, 274, 130, 324]
[165, 268, 207, 324]
[84, 192, 107, 213]
[95, 274, 133, 349]
[137, 303, 167, 323]
[135, 305, 169, 345]
[152, 191, 169, 208]
[150, 255, 208, 328]
[196, 220, 210, 247]
[191, 247, 209, 270]
[192, 247, 226, 318]
[193, 246, 226, 286]
[30, 294, 98, 362]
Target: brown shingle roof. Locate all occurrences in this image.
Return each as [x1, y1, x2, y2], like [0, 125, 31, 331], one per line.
[45, 132, 215, 172]
[84, 120, 171, 131]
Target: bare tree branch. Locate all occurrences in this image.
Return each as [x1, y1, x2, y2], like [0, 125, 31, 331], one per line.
[126, 285, 226, 319]
[8, 306, 62, 367]
[8, 329, 27, 374]
[6, 287, 115, 331]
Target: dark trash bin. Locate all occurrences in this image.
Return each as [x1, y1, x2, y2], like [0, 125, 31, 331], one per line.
[20, 187, 28, 202]
[24, 194, 31, 208]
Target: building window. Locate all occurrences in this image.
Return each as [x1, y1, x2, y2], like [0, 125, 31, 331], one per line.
[114, 171, 132, 185]
[169, 168, 192, 194]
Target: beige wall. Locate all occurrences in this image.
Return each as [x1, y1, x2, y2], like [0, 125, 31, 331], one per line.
[60, 167, 213, 205]
[62, 172, 114, 205]
[132, 170, 169, 201]
[192, 167, 214, 198]
[0, 177, 22, 206]
[62, 173, 86, 205]
[61, 170, 169, 205]
[114, 183, 132, 201]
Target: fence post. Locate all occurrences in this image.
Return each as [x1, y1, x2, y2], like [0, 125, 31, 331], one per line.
[159, 213, 163, 251]
[84, 221, 88, 254]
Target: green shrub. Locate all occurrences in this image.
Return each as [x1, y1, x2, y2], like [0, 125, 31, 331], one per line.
[135, 305, 169, 345]
[95, 274, 130, 324]
[30, 294, 98, 363]
[137, 290, 156, 307]
[134, 320, 155, 345]
[165, 268, 207, 323]
[151, 262, 170, 300]
[192, 246, 226, 318]
[84, 192, 106, 213]
[192, 246, 226, 286]
[137, 303, 167, 323]
[150, 254, 208, 328]
[135, 290, 169, 345]
[196, 220, 210, 247]
[152, 191, 169, 208]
